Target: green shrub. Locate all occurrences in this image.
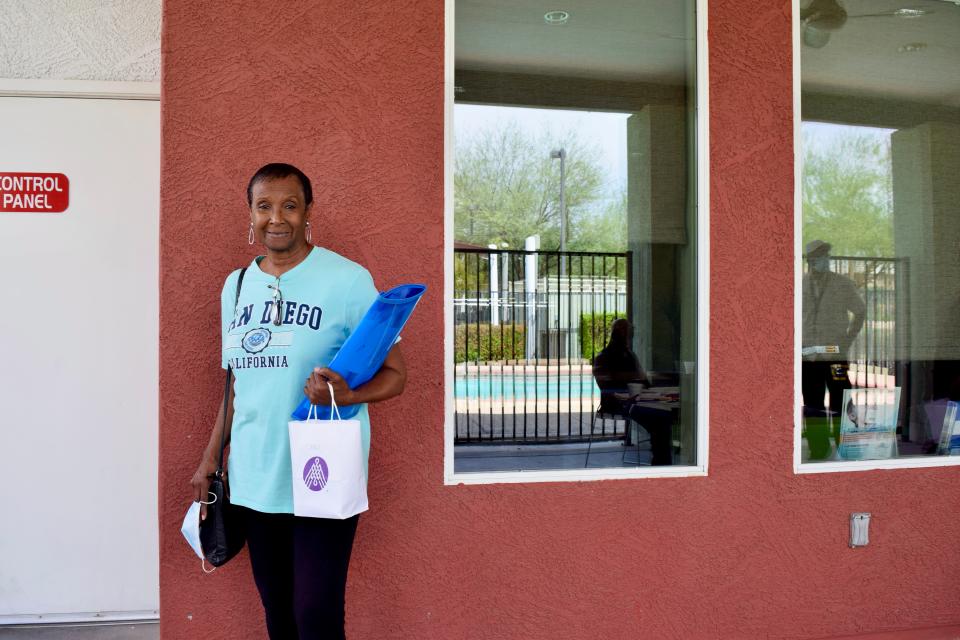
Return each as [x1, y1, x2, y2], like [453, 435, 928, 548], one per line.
[455, 324, 525, 363]
[579, 313, 624, 361]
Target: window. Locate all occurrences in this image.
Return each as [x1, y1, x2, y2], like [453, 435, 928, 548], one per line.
[796, 0, 960, 469]
[445, 0, 707, 482]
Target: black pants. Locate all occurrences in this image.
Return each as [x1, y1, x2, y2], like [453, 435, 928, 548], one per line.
[801, 360, 852, 418]
[627, 404, 674, 465]
[801, 360, 853, 458]
[240, 506, 359, 640]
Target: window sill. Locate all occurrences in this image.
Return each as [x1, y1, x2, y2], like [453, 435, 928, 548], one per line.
[444, 464, 707, 485]
[795, 456, 960, 474]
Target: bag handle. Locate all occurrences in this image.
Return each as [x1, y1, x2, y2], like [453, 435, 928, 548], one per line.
[327, 381, 342, 421]
[216, 267, 247, 477]
[306, 381, 343, 422]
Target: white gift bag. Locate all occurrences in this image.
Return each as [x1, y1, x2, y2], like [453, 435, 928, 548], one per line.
[288, 383, 368, 519]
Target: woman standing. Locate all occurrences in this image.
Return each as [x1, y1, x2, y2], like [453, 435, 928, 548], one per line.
[191, 163, 406, 639]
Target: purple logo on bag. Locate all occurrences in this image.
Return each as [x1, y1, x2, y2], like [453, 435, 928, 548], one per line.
[303, 456, 329, 491]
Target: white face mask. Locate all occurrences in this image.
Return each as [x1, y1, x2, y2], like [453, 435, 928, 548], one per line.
[181, 502, 215, 573]
[181, 501, 204, 559]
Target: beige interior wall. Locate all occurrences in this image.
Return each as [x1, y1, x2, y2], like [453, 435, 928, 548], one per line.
[626, 104, 698, 459]
[892, 122, 960, 361]
[627, 106, 689, 369]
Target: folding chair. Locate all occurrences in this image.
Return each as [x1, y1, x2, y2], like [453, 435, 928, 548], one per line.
[584, 404, 652, 467]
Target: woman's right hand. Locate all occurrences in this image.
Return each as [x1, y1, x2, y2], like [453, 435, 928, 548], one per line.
[190, 456, 219, 521]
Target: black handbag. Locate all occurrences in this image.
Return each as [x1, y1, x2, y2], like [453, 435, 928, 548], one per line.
[199, 267, 247, 568]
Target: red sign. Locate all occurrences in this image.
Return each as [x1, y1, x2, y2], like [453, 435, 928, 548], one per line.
[0, 172, 69, 213]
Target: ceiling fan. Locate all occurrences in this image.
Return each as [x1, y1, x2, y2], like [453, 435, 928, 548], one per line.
[801, 0, 960, 48]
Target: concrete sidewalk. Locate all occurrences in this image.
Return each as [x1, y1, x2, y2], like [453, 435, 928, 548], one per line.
[819, 626, 960, 640]
[3, 620, 958, 639]
[0, 623, 158, 640]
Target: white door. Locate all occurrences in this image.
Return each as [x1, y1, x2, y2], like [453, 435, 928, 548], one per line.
[0, 95, 159, 623]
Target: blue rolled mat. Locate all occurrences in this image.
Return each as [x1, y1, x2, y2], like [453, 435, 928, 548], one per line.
[291, 283, 426, 420]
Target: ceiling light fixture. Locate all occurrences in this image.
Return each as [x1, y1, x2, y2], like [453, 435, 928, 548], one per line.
[544, 10, 570, 25]
[892, 8, 931, 17]
[898, 42, 928, 52]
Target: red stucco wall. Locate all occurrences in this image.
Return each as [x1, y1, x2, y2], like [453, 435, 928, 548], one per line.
[158, 0, 960, 638]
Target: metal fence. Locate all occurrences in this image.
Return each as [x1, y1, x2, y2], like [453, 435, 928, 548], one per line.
[821, 256, 907, 389]
[454, 248, 631, 444]
[454, 251, 907, 445]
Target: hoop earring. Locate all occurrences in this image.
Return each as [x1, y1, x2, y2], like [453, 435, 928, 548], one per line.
[305, 222, 312, 244]
[248, 223, 254, 245]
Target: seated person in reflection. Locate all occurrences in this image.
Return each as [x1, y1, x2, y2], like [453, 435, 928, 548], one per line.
[592, 319, 673, 465]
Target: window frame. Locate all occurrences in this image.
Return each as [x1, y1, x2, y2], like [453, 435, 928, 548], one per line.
[443, 0, 711, 485]
[791, 0, 960, 474]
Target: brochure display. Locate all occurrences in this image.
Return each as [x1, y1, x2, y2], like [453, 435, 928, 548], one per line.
[291, 283, 426, 420]
[837, 387, 901, 461]
[937, 400, 960, 455]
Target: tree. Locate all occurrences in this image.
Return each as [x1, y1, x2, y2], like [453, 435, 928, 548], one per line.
[454, 121, 609, 251]
[802, 127, 893, 257]
[569, 188, 627, 253]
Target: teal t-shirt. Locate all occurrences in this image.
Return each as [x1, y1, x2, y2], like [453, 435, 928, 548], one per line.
[221, 246, 379, 514]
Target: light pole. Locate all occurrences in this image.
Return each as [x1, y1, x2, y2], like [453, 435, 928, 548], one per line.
[550, 148, 567, 276]
[467, 204, 478, 240]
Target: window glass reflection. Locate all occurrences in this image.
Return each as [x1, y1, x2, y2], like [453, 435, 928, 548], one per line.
[453, 0, 699, 473]
[800, 0, 960, 462]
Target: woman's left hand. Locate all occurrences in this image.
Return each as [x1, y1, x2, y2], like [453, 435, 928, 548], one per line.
[304, 367, 356, 406]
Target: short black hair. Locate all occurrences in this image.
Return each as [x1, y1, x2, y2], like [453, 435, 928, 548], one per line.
[246, 163, 313, 207]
